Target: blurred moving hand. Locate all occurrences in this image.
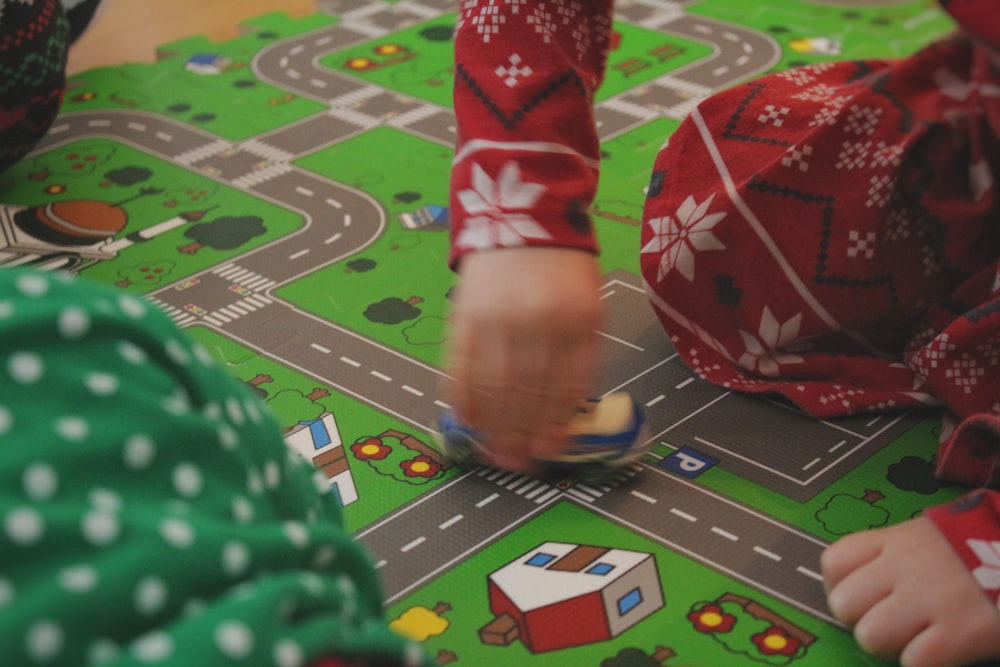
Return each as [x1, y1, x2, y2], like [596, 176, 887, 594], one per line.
[443, 247, 605, 473]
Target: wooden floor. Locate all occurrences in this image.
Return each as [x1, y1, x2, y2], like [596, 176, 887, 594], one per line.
[68, 0, 316, 74]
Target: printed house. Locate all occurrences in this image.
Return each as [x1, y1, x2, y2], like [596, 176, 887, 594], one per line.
[483, 541, 664, 653]
[284, 411, 359, 507]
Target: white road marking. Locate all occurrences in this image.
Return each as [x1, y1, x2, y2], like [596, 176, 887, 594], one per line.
[802, 457, 821, 471]
[630, 490, 657, 504]
[401, 536, 426, 552]
[712, 526, 739, 541]
[370, 370, 392, 382]
[476, 493, 499, 508]
[646, 394, 666, 407]
[339, 356, 361, 368]
[797, 566, 823, 581]
[310, 343, 331, 354]
[754, 546, 782, 562]
[402, 385, 424, 397]
[675, 377, 695, 389]
[438, 515, 463, 530]
[296, 186, 314, 197]
[670, 508, 698, 522]
[289, 249, 310, 260]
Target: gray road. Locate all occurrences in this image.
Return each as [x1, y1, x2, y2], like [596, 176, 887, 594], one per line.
[30, 0, 915, 624]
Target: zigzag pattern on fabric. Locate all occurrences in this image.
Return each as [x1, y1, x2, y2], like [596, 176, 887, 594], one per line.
[0, 30, 69, 96]
[455, 62, 588, 132]
[0, 0, 60, 50]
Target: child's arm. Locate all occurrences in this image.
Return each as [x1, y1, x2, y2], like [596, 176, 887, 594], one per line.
[445, 0, 616, 471]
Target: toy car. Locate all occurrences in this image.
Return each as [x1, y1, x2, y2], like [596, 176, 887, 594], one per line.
[437, 391, 650, 482]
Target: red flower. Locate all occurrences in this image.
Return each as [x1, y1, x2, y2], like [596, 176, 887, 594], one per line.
[687, 603, 737, 633]
[351, 437, 391, 460]
[400, 455, 441, 478]
[752, 626, 802, 656]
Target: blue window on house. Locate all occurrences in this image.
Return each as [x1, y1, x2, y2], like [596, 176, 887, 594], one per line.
[526, 552, 556, 567]
[587, 562, 615, 576]
[617, 587, 643, 616]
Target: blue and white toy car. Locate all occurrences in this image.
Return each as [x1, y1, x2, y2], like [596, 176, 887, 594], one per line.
[438, 392, 650, 481]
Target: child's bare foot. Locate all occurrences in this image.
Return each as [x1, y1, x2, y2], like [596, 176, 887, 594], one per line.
[822, 516, 1000, 667]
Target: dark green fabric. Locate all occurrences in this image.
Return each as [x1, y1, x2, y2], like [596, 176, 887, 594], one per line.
[0, 269, 429, 667]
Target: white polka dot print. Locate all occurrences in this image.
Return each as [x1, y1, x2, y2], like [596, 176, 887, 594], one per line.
[159, 518, 194, 548]
[283, 522, 309, 549]
[173, 463, 204, 498]
[26, 619, 63, 662]
[85, 372, 119, 397]
[118, 341, 148, 365]
[22, 463, 58, 501]
[132, 632, 173, 662]
[161, 388, 190, 416]
[135, 577, 169, 615]
[264, 461, 282, 489]
[273, 640, 304, 667]
[16, 273, 49, 298]
[0, 405, 11, 436]
[5, 507, 44, 546]
[193, 343, 214, 366]
[217, 424, 238, 450]
[87, 639, 120, 665]
[0, 578, 14, 607]
[55, 416, 89, 442]
[117, 294, 146, 319]
[57, 306, 90, 339]
[9, 351, 43, 384]
[89, 488, 123, 512]
[165, 339, 190, 366]
[225, 397, 245, 425]
[82, 510, 120, 546]
[222, 541, 251, 576]
[215, 620, 254, 659]
[231, 496, 254, 524]
[123, 434, 156, 470]
[0, 300, 13, 318]
[58, 565, 99, 593]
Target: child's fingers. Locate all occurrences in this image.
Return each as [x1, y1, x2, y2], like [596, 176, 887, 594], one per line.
[851, 592, 924, 661]
[820, 529, 883, 592]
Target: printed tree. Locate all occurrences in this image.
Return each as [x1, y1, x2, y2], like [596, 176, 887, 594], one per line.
[815, 489, 890, 535]
[266, 388, 329, 431]
[687, 593, 815, 665]
[351, 429, 450, 485]
[601, 646, 677, 666]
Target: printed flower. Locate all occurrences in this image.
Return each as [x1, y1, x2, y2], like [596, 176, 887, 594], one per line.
[455, 161, 552, 251]
[738, 306, 806, 377]
[751, 626, 802, 656]
[687, 603, 737, 633]
[641, 194, 726, 282]
[400, 455, 442, 478]
[351, 437, 391, 460]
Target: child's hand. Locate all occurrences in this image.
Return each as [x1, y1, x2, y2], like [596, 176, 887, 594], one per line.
[443, 247, 604, 473]
[822, 516, 1000, 667]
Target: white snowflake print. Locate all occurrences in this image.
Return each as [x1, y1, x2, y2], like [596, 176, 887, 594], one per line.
[641, 194, 726, 282]
[967, 540, 1000, 592]
[455, 161, 552, 251]
[738, 307, 806, 377]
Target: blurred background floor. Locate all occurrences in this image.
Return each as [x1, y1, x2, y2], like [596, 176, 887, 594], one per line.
[68, 0, 315, 74]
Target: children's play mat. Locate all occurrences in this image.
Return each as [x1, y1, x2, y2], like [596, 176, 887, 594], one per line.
[3, 1, 965, 664]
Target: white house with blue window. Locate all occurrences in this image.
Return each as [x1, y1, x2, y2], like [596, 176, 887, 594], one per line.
[483, 541, 664, 653]
[284, 411, 359, 507]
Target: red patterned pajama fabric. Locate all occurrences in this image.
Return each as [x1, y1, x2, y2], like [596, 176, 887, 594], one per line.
[451, 1, 1000, 607]
[0, 0, 103, 175]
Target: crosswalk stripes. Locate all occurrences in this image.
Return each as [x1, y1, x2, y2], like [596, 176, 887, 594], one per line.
[475, 461, 644, 505]
[144, 295, 197, 328]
